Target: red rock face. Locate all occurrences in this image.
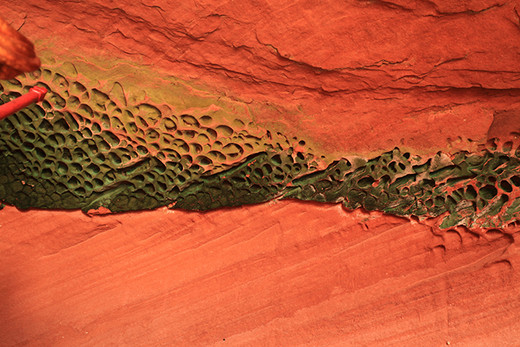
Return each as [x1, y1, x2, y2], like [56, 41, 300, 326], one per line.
[1, 203, 519, 345]
[5, 0, 520, 155]
[1, 0, 520, 345]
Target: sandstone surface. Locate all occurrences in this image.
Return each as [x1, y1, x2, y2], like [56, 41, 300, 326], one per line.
[1, 0, 520, 345]
[5, 0, 520, 156]
[1, 202, 520, 345]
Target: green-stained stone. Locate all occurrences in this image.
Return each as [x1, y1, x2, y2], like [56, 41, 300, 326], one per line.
[1, 69, 520, 230]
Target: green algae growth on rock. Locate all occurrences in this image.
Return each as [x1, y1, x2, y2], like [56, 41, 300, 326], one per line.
[1, 65, 520, 230]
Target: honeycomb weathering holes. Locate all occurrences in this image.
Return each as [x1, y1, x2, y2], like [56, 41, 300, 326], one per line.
[1, 68, 520, 229]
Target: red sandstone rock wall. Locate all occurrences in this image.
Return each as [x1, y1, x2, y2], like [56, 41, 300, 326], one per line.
[5, 0, 520, 155]
[2, 203, 520, 345]
[1, 0, 520, 345]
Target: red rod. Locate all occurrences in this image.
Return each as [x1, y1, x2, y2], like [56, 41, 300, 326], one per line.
[0, 86, 48, 120]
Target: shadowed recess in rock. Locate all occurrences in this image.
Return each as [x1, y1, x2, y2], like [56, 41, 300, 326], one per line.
[1, 67, 520, 230]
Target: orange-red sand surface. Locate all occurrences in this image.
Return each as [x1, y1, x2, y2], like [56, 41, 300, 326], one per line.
[2, 0, 520, 345]
[1, 202, 519, 345]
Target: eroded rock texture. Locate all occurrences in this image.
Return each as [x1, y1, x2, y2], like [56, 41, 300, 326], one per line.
[4, 0, 520, 154]
[2, 68, 520, 229]
[1, 0, 520, 345]
[1, 203, 520, 346]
